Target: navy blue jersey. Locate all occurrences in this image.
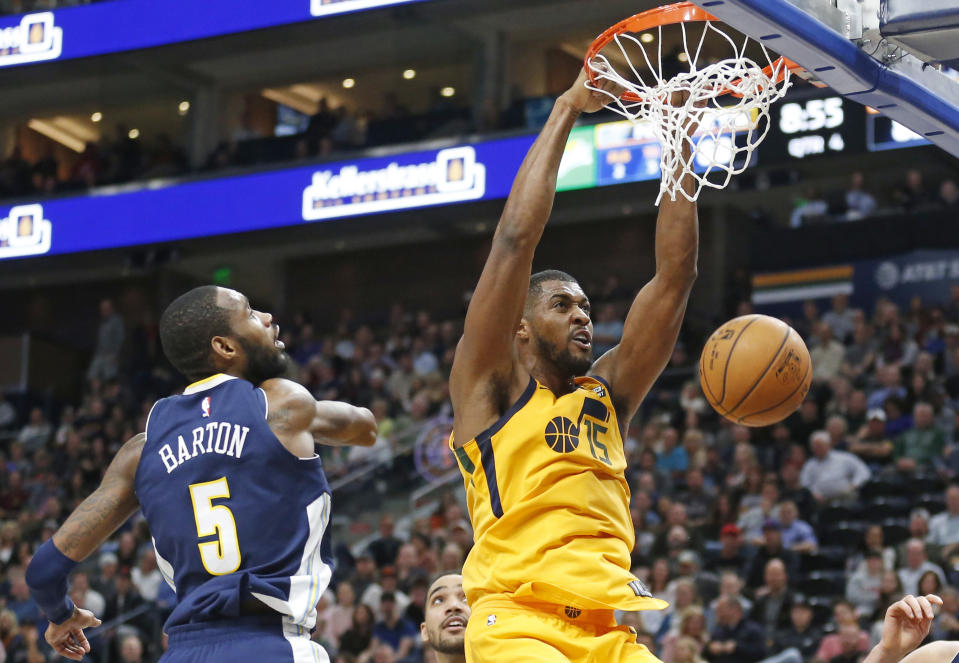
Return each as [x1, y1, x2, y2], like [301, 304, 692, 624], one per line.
[137, 374, 333, 632]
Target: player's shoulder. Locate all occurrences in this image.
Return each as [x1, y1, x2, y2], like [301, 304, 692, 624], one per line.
[579, 374, 613, 398]
[260, 378, 316, 419]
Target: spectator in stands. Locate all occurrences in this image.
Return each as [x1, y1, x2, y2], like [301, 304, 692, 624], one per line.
[706, 572, 752, 630]
[823, 294, 857, 344]
[16, 407, 51, 453]
[825, 414, 852, 452]
[0, 393, 16, 432]
[592, 303, 624, 356]
[846, 550, 884, 615]
[772, 595, 822, 662]
[868, 365, 906, 411]
[745, 521, 800, 589]
[369, 515, 403, 567]
[810, 323, 845, 383]
[894, 169, 933, 211]
[933, 587, 959, 640]
[939, 179, 959, 208]
[119, 633, 145, 663]
[898, 538, 946, 595]
[131, 548, 162, 602]
[928, 484, 959, 563]
[739, 479, 781, 545]
[371, 592, 418, 662]
[845, 172, 877, 220]
[800, 430, 871, 502]
[814, 600, 869, 663]
[661, 606, 708, 663]
[339, 603, 375, 658]
[4, 566, 39, 626]
[789, 188, 828, 228]
[777, 501, 817, 553]
[827, 623, 870, 663]
[894, 402, 945, 472]
[704, 596, 765, 663]
[103, 570, 145, 631]
[705, 525, 752, 578]
[350, 552, 380, 600]
[657, 428, 689, 479]
[850, 409, 894, 468]
[403, 575, 428, 626]
[69, 569, 105, 616]
[87, 298, 125, 382]
[779, 462, 816, 521]
[918, 569, 943, 599]
[363, 566, 410, 616]
[679, 468, 713, 528]
[751, 559, 795, 633]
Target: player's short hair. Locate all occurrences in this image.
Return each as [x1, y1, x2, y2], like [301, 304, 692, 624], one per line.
[159, 286, 234, 381]
[526, 269, 579, 313]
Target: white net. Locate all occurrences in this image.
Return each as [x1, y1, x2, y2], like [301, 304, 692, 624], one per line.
[587, 19, 793, 204]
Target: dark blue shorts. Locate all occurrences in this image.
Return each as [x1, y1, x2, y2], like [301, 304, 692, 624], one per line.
[160, 616, 329, 663]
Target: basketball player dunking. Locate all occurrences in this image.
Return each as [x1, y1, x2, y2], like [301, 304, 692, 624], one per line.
[448, 67, 699, 662]
[26, 286, 377, 662]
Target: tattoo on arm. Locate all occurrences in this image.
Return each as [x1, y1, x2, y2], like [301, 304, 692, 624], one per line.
[267, 408, 291, 432]
[54, 434, 144, 561]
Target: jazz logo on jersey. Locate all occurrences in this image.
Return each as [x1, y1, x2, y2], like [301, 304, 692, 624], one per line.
[0, 13, 63, 68]
[201, 396, 211, 418]
[0, 204, 52, 260]
[302, 146, 486, 221]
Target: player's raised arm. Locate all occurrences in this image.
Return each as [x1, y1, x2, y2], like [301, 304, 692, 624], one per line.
[591, 94, 699, 430]
[450, 69, 618, 440]
[261, 378, 377, 454]
[26, 433, 144, 660]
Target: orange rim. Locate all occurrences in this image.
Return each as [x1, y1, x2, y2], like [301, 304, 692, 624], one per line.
[585, 1, 804, 102]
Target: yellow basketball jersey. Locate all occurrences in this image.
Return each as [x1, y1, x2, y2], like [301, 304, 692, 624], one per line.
[450, 375, 668, 612]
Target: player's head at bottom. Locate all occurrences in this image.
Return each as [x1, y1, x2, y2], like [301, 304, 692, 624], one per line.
[421, 572, 468, 657]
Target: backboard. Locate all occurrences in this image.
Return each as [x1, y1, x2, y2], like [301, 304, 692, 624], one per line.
[690, 0, 959, 157]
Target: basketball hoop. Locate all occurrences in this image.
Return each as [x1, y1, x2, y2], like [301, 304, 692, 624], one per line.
[585, 2, 805, 204]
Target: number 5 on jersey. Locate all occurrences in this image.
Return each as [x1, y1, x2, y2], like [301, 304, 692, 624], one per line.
[189, 477, 242, 575]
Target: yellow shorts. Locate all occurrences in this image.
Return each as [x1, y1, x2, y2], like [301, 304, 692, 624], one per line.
[465, 595, 662, 663]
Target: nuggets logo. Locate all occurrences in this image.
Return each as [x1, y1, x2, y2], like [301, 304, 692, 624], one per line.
[0, 204, 52, 259]
[0, 13, 63, 68]
[302, 146, 486, 221]
[310, 0, 420, 18]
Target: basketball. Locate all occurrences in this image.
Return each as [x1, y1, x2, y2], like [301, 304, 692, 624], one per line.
[699, 314, 811, 427]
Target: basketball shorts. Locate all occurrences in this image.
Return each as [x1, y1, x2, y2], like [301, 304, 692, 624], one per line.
[160, 616, 329, 663]
[466, 595, 662, 663]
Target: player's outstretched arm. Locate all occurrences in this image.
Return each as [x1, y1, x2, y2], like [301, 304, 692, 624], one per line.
[261, 378, 376, 454]
[26, 433, 144, 660]
[591, 94, 699, 429]
[451, 69, 619, 442]
[862, 595, 951, 663]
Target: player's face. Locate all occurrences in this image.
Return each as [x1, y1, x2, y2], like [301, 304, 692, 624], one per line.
[526, 281, 594, 377]
[421, 574, 469, 655]
[219, 288, 289, 384]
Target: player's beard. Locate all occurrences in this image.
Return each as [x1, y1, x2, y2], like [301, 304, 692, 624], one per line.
[428, 626, 466, 655]
[238, 336, 290, 385]
[534, 332, 592, 377]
